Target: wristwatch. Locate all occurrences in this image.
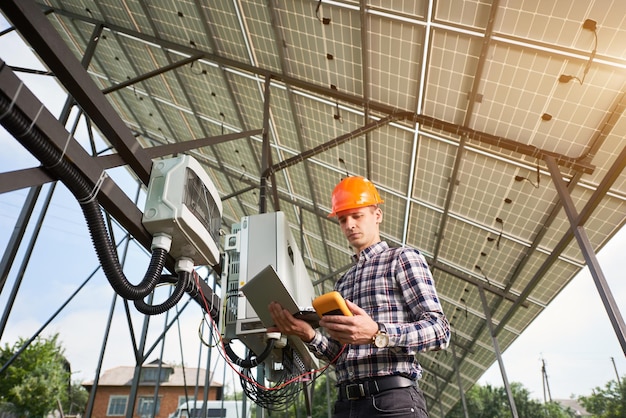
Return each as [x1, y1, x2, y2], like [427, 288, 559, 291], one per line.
[372, 322, 389, 348]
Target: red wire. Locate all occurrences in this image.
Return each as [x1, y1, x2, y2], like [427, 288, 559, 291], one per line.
[193, 270, 346, 391]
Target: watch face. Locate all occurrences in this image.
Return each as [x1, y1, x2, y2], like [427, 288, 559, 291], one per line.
[374, 332, 389, 348]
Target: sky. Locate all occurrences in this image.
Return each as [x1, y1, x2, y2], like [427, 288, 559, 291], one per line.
[0, 14, 625, 406]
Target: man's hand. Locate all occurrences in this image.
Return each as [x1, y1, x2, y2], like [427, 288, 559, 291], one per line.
[268, 301, 316, 342]
[319, 300, 379, 345]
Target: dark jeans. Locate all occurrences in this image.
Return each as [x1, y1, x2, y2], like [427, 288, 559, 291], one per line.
[332, 386, 428, 417]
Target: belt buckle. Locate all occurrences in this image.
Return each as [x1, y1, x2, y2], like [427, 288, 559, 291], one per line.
[345, 383, 365, 400]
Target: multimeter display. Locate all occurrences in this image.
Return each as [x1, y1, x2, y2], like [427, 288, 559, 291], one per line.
[312, 291, 352, 317]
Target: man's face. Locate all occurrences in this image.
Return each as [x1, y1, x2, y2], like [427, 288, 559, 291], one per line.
[336, 206, 382, 253]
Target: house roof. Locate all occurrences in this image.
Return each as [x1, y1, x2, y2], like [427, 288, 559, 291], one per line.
[555, 398, 591, 417]
[82, 364, 222, 388]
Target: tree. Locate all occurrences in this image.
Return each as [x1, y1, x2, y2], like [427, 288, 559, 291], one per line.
[66, 380, 89, 415]
[579, 376, 626, 418]
[291, 372, 337, 418]
[445, 381, 575, 418]
[0, 334, 77, 417]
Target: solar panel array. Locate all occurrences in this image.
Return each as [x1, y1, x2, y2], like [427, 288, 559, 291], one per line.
[24, 0, 626, 413]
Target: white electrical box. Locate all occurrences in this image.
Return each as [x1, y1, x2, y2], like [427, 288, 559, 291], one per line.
[222, 212, 319, 379]
[142, 155, 223, 266]
[238, 212, 316, 323]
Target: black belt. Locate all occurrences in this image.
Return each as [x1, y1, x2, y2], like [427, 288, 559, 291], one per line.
[338, 376, 415, 400]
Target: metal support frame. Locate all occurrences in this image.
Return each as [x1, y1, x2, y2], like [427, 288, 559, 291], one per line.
[127, 298, 153, 418]
[203, 275, 220, 415]
[432, 135, 467, 263]
[42, 4, 594, 175]
[0, 70, 220, 418]
[0, 128, 263, 195]
[545, 156, 626, 355]
[266, 112, 406, 177]
[0, 60, 153, 250]
[84, 290, 119, 417]
[0, 185, 55, 343]
[0, 230, 122, 374]
[450, 341, 469, 418]
[259, 74, 273, 214]
[102, 54, 203, 96]
[1, 0, 153, 183]
[0, 187, 39, 296]
[2, 1, 623, 415]
[477, 285, 519, 418]
[431, 374, 445, 418]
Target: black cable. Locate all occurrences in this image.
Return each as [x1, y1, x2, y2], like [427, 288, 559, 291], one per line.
[134, 271, 191, 315]
[514, 165, 540, 188]
[0, 90, 164, 300]
[580, 29, 598, 85]
[234, 344, 319, 411]
[561, 28, 597, 86]
[224, 339, 276, 369]
[495, 217, 503, 250]
[315, 0, 322, 22]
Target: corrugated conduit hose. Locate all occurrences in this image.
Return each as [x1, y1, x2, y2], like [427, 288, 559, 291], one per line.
[0, 89, 165, 301]
[224, 338, 277, 369]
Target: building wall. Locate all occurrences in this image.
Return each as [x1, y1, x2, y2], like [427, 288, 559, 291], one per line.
[90, 385, 220, 418]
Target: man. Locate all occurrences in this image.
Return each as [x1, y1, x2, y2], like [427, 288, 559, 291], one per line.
[269, 176, 450, 417]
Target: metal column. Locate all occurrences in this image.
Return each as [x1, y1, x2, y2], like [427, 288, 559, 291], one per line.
[545, 156, 626, 355]
[0, 185, 55, 342]
[478, 285, 519, 418]
[1, 0, 153, 183]
[0, 187, 39, 297]
[450, 341, 469, 418]
[259, 74, 273, 214]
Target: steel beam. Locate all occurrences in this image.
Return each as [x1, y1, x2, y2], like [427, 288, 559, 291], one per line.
[102, 54, 203, 95]
[478, 285, 519, 418]
[0, 185, 54, 341]
[1, 0, 153, 183]
[432, 135, 466, 262]
[266, 112, 406, 177]
[545, 156, 626, 355]
[431, 260, 528, 307]
[450, 342, 469, 418]
[0, 187, 39, 295]
[259, 75, 272, 213]
[0, 60, 152, 251]
[42, 5, 595, 175]
[0, 129, 263, 194]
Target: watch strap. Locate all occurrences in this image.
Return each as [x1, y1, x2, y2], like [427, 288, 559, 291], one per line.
[372, 322, 388, 346]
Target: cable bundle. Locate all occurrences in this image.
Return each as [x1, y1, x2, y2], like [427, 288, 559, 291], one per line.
[237, 346, 315, 411]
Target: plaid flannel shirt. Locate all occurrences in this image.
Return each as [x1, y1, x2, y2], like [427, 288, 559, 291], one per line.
[306, 241, 450, 384]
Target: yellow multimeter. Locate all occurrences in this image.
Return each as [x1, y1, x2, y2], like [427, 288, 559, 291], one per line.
[312, 291, 352, 317]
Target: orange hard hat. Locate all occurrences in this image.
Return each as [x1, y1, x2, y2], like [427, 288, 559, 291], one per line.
[328, 176, 384, 217]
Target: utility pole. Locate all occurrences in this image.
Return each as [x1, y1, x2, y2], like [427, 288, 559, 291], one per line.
[541, 358, 552, 403]
[611, 357, 622, 391]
